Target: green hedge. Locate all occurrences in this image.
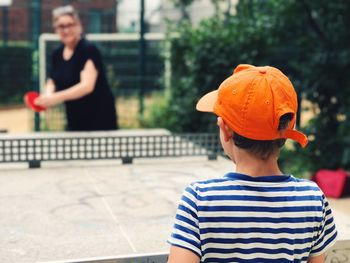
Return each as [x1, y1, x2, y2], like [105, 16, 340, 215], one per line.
[0, 46, 32, 105]
[145, 0, 350, 173]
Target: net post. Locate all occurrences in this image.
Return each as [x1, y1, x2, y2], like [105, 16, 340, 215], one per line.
[122, 157, 133, 164]
[29, 160, 41, 169]
[208, 154, 217, 161]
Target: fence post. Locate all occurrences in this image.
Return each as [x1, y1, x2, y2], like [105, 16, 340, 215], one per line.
[31, 0, 41, 131]
[138, 0, 146, 118]
[2, 6, 8, 46]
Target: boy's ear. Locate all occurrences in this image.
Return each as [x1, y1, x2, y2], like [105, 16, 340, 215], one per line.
[217, 117, 233, 142]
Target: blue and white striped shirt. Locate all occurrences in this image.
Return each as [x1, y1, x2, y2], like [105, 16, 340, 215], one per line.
[168, 173, 337, 262]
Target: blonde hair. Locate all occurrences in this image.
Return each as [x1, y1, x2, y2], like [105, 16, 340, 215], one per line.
[52, 5, 80, 22]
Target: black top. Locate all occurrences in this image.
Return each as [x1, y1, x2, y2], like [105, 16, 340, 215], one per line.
[50, 38, 117, 131]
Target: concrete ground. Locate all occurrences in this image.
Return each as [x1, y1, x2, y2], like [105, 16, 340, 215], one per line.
[0, 155, 349, 263]
[328, 197, 350, 240]
[0, 106, 32, 133]
[0, 156, 233, 263]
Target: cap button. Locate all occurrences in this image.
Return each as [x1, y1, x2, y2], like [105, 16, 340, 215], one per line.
[259, 68, 267, 74]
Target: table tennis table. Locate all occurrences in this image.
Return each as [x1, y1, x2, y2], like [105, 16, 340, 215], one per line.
[0, 129, 349, 263]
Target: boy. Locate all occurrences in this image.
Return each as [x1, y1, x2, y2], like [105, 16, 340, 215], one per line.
[168, 64, 337, 263]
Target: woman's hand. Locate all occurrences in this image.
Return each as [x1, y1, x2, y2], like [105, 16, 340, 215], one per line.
[34, 94, 61, 108]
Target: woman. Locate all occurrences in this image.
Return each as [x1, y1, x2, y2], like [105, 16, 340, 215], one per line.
[35, 5, 118, 131]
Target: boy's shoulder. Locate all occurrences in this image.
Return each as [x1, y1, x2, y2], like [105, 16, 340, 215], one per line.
[183, 176, 232, 197]
[289, 175, 323, 191]
[189, 173, 320, 185]
[187, 176, 232, 189]
[185, 173, 324, 197]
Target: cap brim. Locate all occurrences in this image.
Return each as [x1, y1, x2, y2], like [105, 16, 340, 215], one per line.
[196, 90, 218, 112]
[283, 129, 308, 148]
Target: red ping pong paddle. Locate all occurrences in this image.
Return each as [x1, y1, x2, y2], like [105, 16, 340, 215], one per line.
[24, 91, 46, 112]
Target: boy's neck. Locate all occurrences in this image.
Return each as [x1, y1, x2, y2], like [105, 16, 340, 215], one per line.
[234, 151, 283, 177]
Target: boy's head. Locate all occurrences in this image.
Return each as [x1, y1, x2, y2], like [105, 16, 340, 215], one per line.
[196, 64, 308, 160]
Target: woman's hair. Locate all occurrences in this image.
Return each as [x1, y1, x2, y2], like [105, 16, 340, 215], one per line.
[52, 5, 80, 22]
[233, 113, 294, 160]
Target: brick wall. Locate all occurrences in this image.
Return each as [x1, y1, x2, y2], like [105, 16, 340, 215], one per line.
[0, 0, 116, 41]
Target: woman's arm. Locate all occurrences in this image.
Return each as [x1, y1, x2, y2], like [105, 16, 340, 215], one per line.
[307, 253, 325, 263]
[35, 59, 98, 108]
[168, 246, 200, 263]
[45, 78, 56, 95]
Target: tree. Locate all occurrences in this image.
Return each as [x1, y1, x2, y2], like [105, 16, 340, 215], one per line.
[171, 0, 196, 21]
[148, 0, 350, 172]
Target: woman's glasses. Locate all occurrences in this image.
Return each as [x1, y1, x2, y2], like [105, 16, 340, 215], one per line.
[54, 22, 76, 32]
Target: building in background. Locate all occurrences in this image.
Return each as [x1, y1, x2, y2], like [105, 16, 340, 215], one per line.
[116, 0, 238, 33]
[117, 0, 161, 33]
[159, 0, 239, 30]
[0, 0, 239, 42]
[0, 0, 116, 42]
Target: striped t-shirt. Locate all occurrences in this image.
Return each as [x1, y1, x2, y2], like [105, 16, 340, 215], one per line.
[168, 172, 337, 262]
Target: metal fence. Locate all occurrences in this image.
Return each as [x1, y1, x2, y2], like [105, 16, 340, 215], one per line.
[0, 0, 230, 131]
[0, 132, 221, 168]
[0, 1, 169, 131]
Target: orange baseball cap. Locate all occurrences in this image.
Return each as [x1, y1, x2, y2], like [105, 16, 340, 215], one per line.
[196, 64, 308, 147]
